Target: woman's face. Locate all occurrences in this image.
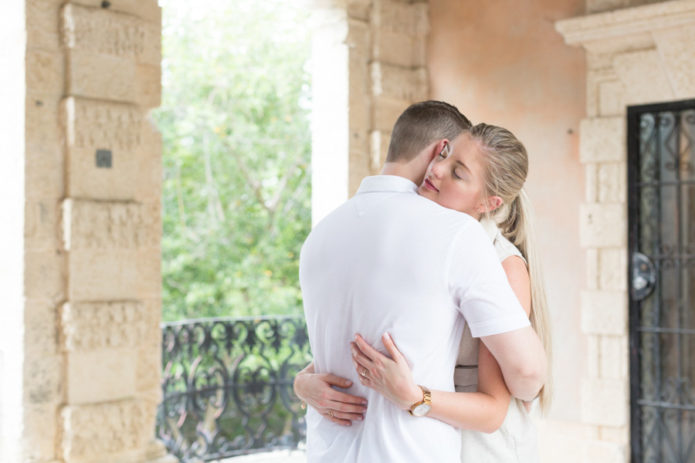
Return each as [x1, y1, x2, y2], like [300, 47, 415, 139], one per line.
[417, 132, 490, 218]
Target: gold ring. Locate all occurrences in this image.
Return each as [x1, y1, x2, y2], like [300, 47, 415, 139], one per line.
[360, 368, 368, 377]
[327, 410, 333, 417]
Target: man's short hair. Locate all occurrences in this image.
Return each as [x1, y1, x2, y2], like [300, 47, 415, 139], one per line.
[386, 101, 472, 163]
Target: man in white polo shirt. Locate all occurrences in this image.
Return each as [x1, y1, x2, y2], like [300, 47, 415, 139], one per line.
[299, 101, 545, 462]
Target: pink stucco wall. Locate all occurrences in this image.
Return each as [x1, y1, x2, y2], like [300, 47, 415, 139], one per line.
[428, 0, 587, 420]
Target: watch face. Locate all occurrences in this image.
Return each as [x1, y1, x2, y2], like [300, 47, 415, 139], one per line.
[412, 403, 431, 417]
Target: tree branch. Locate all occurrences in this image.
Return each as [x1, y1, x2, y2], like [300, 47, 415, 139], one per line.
[222, 138, 269, 213]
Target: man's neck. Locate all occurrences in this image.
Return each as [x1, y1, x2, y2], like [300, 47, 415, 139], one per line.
[381, 162, 419, 184]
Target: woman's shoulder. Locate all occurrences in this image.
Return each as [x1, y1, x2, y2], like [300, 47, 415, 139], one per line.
[480, 218, 526, 265]
[496, 234, 525, 264]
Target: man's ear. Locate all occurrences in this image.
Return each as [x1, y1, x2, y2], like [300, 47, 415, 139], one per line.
[429, 139, 449, 162]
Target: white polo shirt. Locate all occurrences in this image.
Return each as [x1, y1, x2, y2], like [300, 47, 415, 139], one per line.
[300, 175, 530, 463]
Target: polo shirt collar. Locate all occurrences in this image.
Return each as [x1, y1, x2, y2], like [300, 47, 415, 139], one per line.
[356, 175, 418, 194]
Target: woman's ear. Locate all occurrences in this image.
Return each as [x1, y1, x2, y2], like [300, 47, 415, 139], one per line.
[479, 196, 503, 214]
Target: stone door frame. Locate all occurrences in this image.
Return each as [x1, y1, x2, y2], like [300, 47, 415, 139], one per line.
[556, 1, 695, 459]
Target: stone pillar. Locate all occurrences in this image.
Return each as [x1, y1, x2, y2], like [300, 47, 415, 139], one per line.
[555, 1, 695, 461]
[58, 2, 172, 462]
[310, 0, 429, 224]
[0, 1, 173, 462]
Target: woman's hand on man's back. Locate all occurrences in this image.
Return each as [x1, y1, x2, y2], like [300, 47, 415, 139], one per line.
[294, 362, 368, 426]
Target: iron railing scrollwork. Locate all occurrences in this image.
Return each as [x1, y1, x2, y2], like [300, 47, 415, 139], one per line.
[156, 315, 312, 462]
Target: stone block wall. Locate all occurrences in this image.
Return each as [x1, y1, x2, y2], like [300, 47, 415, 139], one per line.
[555, 1, 695, 461]
[367, 0, 429, 185]
[1, 1, 171, 462]
[310, 0, 429, 224]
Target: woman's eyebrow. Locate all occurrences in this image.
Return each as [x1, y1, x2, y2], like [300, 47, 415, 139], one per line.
[455, 160, 471, 173]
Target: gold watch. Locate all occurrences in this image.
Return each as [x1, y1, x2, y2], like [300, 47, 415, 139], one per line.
[408, 385, 432, 417]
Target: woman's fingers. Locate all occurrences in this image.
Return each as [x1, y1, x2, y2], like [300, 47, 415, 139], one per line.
[321, 409, 364, 426]
[328, 400, 367, 414]
[351, 337, 373, 362]
[321, 373, 353, 389]
[327, 388, 368, 406]
[321, 411, 352, 426]
[351, 342, 375, 371]
[312, 374, 367, 412]
[353, 334, 388, 363]
[323, 383, 368, 412]
[332, 410, 364, 422]
[381, 332, 403, 361]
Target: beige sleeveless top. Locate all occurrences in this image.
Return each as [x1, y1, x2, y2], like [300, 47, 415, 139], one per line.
[456, 218, 539, 463]
[454, 218, 526, 391]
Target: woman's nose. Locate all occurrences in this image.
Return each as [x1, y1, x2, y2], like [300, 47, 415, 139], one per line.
[431, 161, 443, 178]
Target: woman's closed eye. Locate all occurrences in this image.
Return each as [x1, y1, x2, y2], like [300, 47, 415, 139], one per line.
[453, 168, 467, 180]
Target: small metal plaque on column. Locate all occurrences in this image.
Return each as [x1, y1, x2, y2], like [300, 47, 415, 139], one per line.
[96, 149, 112, 168]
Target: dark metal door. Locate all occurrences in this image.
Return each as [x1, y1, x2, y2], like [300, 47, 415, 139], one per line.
[628, 99, 695, 463]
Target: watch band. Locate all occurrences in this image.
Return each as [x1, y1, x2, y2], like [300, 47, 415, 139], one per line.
[408, 385, 432, 416]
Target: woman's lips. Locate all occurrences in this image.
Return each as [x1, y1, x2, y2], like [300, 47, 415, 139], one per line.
[424, 178, 439, 192]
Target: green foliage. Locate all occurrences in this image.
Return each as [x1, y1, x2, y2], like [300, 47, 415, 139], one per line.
[154, 0, 312, 321]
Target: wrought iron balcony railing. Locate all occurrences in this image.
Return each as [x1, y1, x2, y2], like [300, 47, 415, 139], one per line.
[157, 315, 312, 462]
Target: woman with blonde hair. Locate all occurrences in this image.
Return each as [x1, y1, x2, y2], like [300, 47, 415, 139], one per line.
[295, 122, 551, 461]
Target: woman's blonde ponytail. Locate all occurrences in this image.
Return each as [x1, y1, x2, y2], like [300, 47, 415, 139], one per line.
[504, 189, 552, 413]
[471, 123, 553, 413]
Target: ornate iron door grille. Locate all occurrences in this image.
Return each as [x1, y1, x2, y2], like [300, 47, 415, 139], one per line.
[628, 99, 695, 463]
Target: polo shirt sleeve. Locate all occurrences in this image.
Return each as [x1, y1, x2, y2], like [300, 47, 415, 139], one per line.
[446, 221, 531, 338]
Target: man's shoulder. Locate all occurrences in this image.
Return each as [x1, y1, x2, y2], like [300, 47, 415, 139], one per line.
[300, 198, 358, 254]
[384, 192, 470, 219]
[307, 192, 480, 240]
[308, 197, 357, 232]
[447, 215, 493, 248]
[414, 198, 479, 230]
